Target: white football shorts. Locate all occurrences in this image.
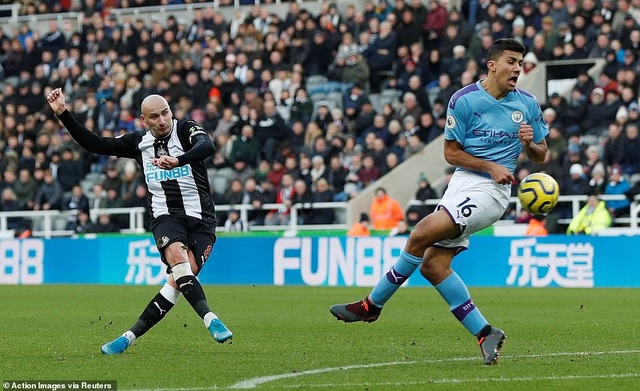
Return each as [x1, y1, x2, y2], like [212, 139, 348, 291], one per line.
[435, 169, 510, 251]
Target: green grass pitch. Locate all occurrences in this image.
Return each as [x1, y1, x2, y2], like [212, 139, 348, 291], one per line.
[2, 285, 640, 390]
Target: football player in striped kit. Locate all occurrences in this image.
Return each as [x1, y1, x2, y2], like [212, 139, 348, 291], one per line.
[47, 88, 233, 354]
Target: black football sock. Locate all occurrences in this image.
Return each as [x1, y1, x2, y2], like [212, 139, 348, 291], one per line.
[130, 292, 175, 337]
[175, 275, 211, 319]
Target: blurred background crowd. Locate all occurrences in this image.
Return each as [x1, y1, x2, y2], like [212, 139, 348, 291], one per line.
[0, 0, 639, 235]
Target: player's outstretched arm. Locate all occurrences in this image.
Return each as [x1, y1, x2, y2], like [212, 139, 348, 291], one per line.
[46, 88, 135, 158]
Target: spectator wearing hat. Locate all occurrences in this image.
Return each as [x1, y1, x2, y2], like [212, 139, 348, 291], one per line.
[583, 144, 603, 177]
[408, 172, 438, 221]
[581, 87, 616, 135]
[617, 14, 639, 48]
[589, 162, 608, 194]
[558, 162, 589, 219]
[303, 30, 333, 77]
[328, 49, 370, 95]
[545, 92, 568, 123]
[521, 51, 539, 75]
[604, 164, 631, 217]
[519, 1, 542, 30]
[539, 15, 559, 52]
[348, 212, 371, 236]
[289, 88, 314, 126]
[230, 152, 256, 182]
[573, 71, 596, 96]
[266, 157, 287, 189]
[343, 83, 368, 112]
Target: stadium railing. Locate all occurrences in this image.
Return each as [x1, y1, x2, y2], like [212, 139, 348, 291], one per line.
[407, 194, 640, 228]
[0, 207, 147, 238]
[215, 201, 349, 234]
[0, 3, 20, 19]
[0, 203, 348, 238]
[2, 195, 638, 238]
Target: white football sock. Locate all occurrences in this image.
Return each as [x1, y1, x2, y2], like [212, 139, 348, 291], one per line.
[122, 330, 136, 344]
[203, 312, 219, 328]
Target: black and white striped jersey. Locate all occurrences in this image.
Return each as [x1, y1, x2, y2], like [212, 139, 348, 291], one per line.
[57, 111, 217, 225]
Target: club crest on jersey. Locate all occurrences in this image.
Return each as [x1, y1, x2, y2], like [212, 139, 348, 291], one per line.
[154, 142, 169, 157]
[446, 115, 456, 129]
[511, 111, 524, 123]
[157, 236, 170, 248]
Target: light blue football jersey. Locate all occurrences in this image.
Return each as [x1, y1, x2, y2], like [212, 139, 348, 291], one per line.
[444, 80, 549, 175]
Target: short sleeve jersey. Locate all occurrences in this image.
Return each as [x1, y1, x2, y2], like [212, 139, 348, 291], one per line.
[444, 80, 549, 175]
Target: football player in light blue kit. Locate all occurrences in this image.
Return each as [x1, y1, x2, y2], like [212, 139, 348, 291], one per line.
[331, 38, 549, 365]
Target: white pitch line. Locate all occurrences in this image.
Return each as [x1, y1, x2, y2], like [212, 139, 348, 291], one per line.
[129, 350, 640, 391]
[228, 349, 640, 389]
[280, 373, 640, 388]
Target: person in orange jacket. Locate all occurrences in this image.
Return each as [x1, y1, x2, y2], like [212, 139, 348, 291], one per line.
[525, 215, 548, 236]
[369, 187, 404, 230]
[347, 213, 371, 237]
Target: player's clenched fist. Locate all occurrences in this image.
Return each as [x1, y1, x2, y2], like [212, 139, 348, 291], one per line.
[46, 88, 67, 115]
[518, 122, 533, 147]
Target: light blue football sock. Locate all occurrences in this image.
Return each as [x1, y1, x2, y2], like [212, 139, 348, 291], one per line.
[435, 272, 489, 336]
[369, 251, 422, 308]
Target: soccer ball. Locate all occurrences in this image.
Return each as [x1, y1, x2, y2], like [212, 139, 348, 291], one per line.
[517, 172, 560, 215]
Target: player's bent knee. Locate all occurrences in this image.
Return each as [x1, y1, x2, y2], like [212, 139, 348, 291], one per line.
[172, 262, 194, 280]
[165, 242, 189, 262]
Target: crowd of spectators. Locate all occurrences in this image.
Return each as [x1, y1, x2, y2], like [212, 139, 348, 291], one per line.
[0, 0, 640, 235]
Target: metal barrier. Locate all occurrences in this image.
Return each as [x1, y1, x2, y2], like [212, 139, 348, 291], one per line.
[0, 207, 147, 238]
[0, 203, 348, 238]
[215, 202, 349, 235]
[407, 194, 640, 229]
[4, 195, 636, 238]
